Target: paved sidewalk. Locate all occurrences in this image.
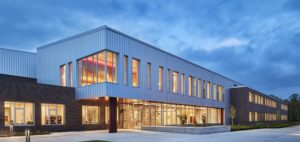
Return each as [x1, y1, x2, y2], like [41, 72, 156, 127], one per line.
[1, 125, 300, 142]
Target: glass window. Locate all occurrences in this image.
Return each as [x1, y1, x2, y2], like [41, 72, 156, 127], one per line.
[213, 84, 217, 100]
[41, 104, 64, 125]
[107, 51, 117, 83]
[198, 79, 202, 98]
[193, 78, 197, 96]
[188, 76, 193, 96]
[4, 101, 34, 126]
[60, 64, 66, 86]
[68, 62, 72, 87]
[105, 106, 109, 124]
[132, 58, 140, 87]
[158, 66, 163, 91]
[206, 82, 211, 99]
[147, 63, 151, 89]
[82, 105, 99, 124]
[124, 56, 128, 85]
[167, 69, 171, 92]
[172, 71, 178, 93]
[78, 51, 117, 86]
[180, 73, 185, 95]
[218, 85, 224, 101]
[203, 80, 206, 99]
[97, 52, 105, 83]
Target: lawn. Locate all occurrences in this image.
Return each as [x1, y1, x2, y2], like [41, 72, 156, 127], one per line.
[82, 140, 110, 142]
[231, 121, 300, 131]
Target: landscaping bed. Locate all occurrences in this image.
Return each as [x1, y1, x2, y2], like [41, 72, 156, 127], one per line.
[231, 121, 300, 131]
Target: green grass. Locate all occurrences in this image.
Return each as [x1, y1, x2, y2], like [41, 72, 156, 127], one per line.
[231, 121, 300, 131]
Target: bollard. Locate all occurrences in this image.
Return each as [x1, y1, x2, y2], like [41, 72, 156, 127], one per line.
[25, 129, 30, 142]
[9, 125, 13, 137]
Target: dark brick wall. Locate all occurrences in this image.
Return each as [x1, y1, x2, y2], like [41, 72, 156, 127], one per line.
[0, 74, 108, 132]
[230, 87, 288, 125]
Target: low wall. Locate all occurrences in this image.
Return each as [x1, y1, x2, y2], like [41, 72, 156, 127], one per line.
[141, 125, 231, 134]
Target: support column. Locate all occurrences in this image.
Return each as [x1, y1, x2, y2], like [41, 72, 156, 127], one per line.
[109, 97, 117, 133]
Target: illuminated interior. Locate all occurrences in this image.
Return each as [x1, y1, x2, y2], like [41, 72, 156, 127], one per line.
[41, 103, 64, 125]
[132, 58, 139, 87]
[82, 105, 99, 124]
[78, 50, 117, 86]
[4, 101, 34, 126]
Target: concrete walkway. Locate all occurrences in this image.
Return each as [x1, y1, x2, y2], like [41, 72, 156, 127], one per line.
[1, 125, 300, 142]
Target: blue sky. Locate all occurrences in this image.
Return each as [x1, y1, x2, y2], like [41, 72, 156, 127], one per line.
[1, 0, 300, 99]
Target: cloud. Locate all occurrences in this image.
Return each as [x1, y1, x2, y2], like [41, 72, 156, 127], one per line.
[0, 0, 299, 99]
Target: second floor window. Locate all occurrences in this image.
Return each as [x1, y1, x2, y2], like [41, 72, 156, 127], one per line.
[77, 50, 117, 86]
[132, 58, 140, 87]
[158, 66, 163, 91]
[60, 64, 66, 87]
[172, 71, 178, 93]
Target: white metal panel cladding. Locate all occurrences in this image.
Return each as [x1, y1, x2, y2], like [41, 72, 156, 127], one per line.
[37, 27, 107, 86]
[0, 48, 36, 78]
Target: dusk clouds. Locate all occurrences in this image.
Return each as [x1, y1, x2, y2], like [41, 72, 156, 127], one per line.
[0, 0, 299, 98]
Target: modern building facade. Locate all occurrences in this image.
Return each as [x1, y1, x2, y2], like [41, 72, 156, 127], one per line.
[230, 87, 288, 125]
[0, 25, 287, 133]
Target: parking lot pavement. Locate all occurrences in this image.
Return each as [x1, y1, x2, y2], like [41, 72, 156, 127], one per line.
[1, 125, 300, 142]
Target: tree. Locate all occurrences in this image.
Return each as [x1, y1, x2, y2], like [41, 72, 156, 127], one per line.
[288, 94, 300, 121]
[229, 105, 236, 126]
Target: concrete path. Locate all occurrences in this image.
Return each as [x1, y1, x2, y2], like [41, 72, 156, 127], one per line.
[1, 125, 300, 142]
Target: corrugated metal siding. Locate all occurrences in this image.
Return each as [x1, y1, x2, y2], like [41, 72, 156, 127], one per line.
[0, 48, 36, 78]
[36, 26, 242, 124]
[37, 28, 106, 86]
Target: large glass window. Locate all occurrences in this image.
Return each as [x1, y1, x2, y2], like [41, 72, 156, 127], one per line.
[82, 105, 99, 124]
[78, 50, 117, 86]
[68, 62, 73, 87]
[41, 104, 64, 125]
[132, 58, 140, 87]
[147, 63, 151, 89]
[172, 71, 178, 93]
[158, 66, 163, 91]
[124, 56, 128, 85]
[193, 78, 197, 96]
[4, 101, 34, 126]
[181, 73, 185, 95]
[60, 64, 66, 87]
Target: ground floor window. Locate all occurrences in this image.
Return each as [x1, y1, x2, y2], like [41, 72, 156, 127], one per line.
[41, 103, 65, 125]
[82, 105, 99, 124]
[4, 101, 34, 126]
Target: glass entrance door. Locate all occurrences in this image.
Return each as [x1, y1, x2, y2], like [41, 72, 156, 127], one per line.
[15, 108, 24, 125]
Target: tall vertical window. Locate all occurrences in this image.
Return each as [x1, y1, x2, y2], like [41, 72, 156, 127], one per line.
[181, 73, 185, 95]
[193, 78, 197, 96]
[107, 51, 117, 83]
[82, 105, 99, 124]
[105, 106, 109, 124]
[206, 81, 211, 99]
[172, 71, 178, 93]
[203, 80, 207, 99]
[188, 76, 193, 96]
[60, 64, 66, 87]
[68, 62, 72, 87]
[41, 104, 64, 125]
[213, 84, 217, 100]
[132, 58, 140, 87]
[158, 66, 163, 91]
[147, 63, 151, 89]
[198, 79, 202, 98]
[4, 101, 34, 126]
[123, 56, 128, 85]
[78, 50, 117, 86]
[218, 85, 224, 102]
[167, 69, 171, 92]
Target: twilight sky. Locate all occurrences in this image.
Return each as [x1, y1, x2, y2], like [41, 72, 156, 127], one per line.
[1, 0, 299, 99]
